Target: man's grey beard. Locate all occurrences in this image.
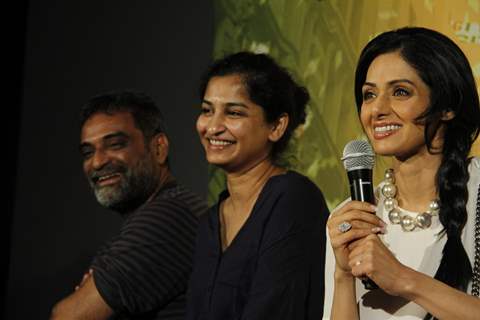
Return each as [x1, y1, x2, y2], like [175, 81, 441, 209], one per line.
[90, 157, 159, 215]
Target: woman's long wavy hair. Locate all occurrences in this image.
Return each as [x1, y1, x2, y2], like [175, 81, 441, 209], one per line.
[354, 27, 480, 319]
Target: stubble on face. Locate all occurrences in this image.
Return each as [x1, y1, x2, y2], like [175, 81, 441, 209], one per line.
[89, 152, 159, 215]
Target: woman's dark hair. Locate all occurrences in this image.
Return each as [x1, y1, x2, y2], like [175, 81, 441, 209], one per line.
[355, 27, 480, 318]
[80, 90, 167, 143]
[199, 51, 309, 162]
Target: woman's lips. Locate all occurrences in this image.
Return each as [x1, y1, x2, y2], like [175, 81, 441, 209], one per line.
[373, 124, 401, 139]
[207, 138, 235, 150]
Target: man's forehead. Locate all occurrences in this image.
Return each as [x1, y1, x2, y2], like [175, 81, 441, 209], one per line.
[81, 112, 138, 143]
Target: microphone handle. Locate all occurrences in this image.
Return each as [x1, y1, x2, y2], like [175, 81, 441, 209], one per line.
[347, 169, 379, 290]
[347, 169, 375, 204]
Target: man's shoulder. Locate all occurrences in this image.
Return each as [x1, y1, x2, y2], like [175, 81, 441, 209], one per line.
[140, 183, 208, 219]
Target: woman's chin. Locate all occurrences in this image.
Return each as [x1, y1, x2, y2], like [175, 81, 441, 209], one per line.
[206, 156, 231, 168]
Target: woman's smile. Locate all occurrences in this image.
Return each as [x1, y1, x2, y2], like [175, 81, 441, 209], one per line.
[196, 74, 275, 172]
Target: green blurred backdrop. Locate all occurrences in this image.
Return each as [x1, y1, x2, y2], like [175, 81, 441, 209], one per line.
[207, 0, 480, 209]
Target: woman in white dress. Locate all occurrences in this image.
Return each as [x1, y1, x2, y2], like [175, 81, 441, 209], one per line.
[325, 27, 480, 319]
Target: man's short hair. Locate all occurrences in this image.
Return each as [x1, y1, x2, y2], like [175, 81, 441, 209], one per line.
[80, 90, 168, 142]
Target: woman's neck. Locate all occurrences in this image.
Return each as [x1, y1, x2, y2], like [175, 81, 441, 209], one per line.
[391, 151, 443, 212]
[225, 158, 285, 205]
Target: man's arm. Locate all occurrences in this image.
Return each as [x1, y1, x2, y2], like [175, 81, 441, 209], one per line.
[50, 272, 114, 320]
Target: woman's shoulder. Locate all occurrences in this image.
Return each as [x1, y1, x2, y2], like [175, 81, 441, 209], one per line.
[266, 170, 328, 217]
[196, 199, 222, 230]
[268, 170, 322, 195]
[263, 172, 329, 233]
[468, 156, 480, 186]
[469, 156, 480, 173]
[467, 156, 479, 194]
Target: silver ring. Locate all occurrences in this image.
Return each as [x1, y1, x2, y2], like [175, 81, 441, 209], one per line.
[338, 221, 352, 233]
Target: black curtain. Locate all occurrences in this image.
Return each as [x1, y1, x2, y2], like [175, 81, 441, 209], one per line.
[5, 1, 213, 318]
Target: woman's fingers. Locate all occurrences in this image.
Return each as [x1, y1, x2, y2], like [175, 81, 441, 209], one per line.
[328, 201, 387, 250]
[350, 219, 384, 231]
[330, 227, 373, 248]
[347, 234, 379, 276]
[328, 212, 386, 240]
[329, 210, 384, 228]
[330, 200, 376, 217]
[346, 234, 408, 295]
[347, 224, 386, 251]
[348, 250, 365, 271]
[328, 201, 387, 274]
[329, 201, 383, 227]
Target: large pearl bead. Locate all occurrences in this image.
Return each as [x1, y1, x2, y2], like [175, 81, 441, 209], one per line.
[384, 198, 398, 211]
[388, 208, 401, 224]
[385, 169, 395, 183]
[382, 183, 397, 198]
[401, 215, 415, 231]
[429, 200, 440, 214]
[415, 213, 432, 228]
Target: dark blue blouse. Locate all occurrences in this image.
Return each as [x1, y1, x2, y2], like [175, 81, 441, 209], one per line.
[186, 171, 329, 320]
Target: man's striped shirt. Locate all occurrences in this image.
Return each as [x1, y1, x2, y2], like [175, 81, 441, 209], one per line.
[92, 182, 207, 319]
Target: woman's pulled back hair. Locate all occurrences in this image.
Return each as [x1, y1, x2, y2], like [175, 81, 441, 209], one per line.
[355, 27, 480, 319]
[199, 51, 309, 162]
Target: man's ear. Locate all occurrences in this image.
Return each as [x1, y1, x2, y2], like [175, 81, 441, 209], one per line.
[268, 113, 289, 142]
[441, 109, 455, 121]
[152, 133, 169, 165]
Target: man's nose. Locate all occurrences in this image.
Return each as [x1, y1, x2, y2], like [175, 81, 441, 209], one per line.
[91, 149, 110, 170]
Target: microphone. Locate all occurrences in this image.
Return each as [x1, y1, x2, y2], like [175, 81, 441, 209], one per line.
[341, 140, 378, 290]
[341, 140, 375, 203]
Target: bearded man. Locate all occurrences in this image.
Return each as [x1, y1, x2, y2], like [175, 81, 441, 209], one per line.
[51, 91, 206, 320]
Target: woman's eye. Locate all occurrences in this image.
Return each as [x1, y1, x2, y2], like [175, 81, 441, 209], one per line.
[394, 88, 410, 97]
[362, 91, 375, 101]
[228, 110, 242, 117]
[200, 106, 212, 114]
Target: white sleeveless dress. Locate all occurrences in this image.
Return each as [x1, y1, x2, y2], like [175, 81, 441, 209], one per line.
[322, 157, 480, 319]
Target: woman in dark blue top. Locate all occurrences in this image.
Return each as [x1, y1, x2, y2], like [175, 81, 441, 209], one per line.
[187, 51, 329, 320]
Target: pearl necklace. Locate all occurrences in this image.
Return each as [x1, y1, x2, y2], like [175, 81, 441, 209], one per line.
[381, 168, 440, 231]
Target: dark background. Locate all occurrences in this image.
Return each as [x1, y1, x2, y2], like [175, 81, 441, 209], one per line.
[5, 1, 213, 318]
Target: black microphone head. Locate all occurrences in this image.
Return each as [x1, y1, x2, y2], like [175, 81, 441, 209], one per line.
[341, 140, 375, 171]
